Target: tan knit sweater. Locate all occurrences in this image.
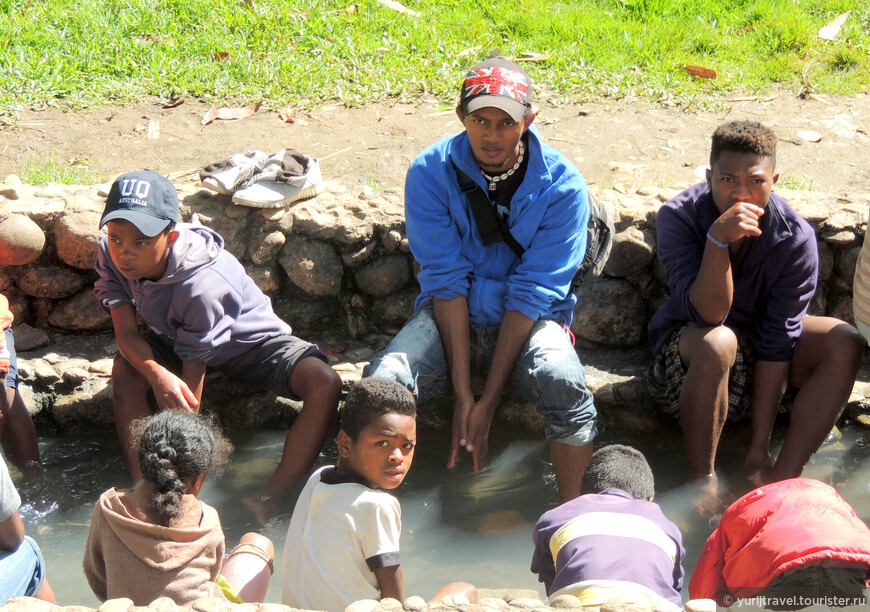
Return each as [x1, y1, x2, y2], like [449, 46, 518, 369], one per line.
[83, 487, 226, 606]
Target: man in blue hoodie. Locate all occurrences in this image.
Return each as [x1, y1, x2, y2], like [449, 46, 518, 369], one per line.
[94, 170, 342, 521]
[366, 53, 597, 501]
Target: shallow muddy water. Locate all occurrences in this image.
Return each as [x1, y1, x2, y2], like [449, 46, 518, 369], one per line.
[10, 419, 870, 607]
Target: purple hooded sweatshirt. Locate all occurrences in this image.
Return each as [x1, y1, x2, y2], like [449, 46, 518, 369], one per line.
[94, 224, 291, 370]
[647, 182, 818, 362]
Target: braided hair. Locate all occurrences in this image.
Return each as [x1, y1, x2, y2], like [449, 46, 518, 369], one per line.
[131, 411, 232, 526]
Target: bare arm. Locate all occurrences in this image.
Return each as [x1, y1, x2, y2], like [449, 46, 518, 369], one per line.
[433, 297, 475, 469]
[0, 510, 25, 551]
[180, 361, 207, 411]
[433, 297, 473, 404]
[375, 565, 405, 602]
[689, 202, 765, 323]
[110, 304, 199, 411]
[461, 310, 535, 471]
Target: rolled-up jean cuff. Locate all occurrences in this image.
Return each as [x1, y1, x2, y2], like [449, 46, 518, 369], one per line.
[546, 418, 598, 446]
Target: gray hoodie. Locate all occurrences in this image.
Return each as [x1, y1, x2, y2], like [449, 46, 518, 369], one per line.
[94, 224, 291, 368]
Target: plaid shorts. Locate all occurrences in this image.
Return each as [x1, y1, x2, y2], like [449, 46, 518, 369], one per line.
[646, 323, 755, 421]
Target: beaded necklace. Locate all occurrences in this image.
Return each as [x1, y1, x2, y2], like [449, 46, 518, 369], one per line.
[481, 141, 525, 192]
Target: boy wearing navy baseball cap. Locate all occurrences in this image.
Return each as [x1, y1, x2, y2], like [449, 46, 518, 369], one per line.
[95, 170, 341, 522]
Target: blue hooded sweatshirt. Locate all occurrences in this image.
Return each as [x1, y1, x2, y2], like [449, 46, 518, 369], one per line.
[404, 125, 588, 328]
[94, 224, 291, 369]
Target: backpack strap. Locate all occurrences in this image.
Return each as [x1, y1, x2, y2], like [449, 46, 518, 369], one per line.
[454, 165, 525, 260]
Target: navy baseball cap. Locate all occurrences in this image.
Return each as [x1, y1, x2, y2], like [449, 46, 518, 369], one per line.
[459, 54, 533, 122]
[100, 170, 178, 237]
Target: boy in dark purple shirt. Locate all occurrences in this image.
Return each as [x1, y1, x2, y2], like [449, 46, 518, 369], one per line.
[647, 120, 864, 501]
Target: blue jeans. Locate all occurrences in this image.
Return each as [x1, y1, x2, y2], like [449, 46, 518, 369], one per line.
[364, 304, 597, 445]
[0, 536, 46, 603]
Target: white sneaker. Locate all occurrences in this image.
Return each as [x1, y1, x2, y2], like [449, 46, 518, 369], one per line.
[232, 149, 324, 208]
[200, 150, 269, 195]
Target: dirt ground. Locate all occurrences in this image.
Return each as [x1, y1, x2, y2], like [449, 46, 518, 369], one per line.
[1, 91, 869, 195]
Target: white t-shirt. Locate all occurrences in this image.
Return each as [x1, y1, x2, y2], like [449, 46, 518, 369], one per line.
[0, 453, 21, 522]
[282, 465, 402, 612]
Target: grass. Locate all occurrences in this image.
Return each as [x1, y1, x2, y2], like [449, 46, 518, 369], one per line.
[777, 170, 815, 191]
[0, 0, 868, 111]
[16, 151, 103, 185]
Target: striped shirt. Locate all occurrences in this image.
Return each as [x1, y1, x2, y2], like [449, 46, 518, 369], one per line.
[531, 488, 684, 609]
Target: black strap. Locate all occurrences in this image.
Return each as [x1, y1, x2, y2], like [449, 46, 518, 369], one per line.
[455, 166, 525, 259]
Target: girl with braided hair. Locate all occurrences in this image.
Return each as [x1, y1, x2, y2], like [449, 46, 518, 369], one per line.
[83, 411, 274, 606]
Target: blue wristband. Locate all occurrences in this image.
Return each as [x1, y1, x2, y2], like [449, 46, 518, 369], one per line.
[706, 232, 729, 249]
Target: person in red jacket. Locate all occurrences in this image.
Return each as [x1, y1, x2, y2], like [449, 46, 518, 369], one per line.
[690, 478, 870, 609]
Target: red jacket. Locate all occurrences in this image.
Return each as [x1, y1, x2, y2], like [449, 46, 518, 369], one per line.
[689, 478, 870, 601]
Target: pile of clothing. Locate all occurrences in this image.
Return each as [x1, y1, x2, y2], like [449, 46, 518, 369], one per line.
[199, 149, 323, 208]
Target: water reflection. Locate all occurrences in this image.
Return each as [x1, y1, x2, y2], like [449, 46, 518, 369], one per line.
[8, 421, 870, 606]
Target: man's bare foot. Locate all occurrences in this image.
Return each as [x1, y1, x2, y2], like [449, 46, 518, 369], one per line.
[242, 495, 282, 527]
[742, 448, 775, 489]
[691, 473, 735, 519]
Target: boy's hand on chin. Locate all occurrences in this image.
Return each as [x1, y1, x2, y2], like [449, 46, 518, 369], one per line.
[710, 202, 765, 243]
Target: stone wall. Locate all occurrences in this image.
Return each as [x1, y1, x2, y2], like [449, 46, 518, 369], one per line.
[1, 174, 867, 351]
[1, 174, 868, 432]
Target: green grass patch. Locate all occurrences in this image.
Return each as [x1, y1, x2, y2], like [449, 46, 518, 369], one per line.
[16, 151, 103, 185]
[0, 0, 868, 110]
[778, 170, 815, 191]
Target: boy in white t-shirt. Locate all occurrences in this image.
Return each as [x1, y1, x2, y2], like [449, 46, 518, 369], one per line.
[282, 378, 476, 612]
